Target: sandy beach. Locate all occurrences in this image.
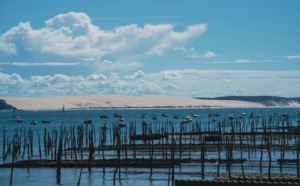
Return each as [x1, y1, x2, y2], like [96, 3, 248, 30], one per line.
[0, 94, 266, 110]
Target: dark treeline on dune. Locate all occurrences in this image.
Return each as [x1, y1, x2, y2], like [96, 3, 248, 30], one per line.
[0, 100, 14, 110]
[197, 96, 300, 106]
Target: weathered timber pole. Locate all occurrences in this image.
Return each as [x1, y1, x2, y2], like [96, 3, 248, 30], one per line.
[88, 130, 94, 173]
[101, 126, 106, 176]
[44, 128, 47, 156]
[37, 131, 42, 159]
[54, 130, 58, 161]
[10, 130, 19, 186]
[113, 125, 121, 186]
[171, 138, 176, 186]
[56, 132, 63, 184]
[239, 134, 245, 178]
[217, 133, 221, 177]
[267, 136, 272, 180]
[21, 130, 27, 159]
[297, 141, 300, 177]
[77, 167, 83, 186]
[179, 122, 182, 171]
[259, 137, 263, 173]
[201, 137, 205, 180]
[150, 137, 154, 178]
[124, 132, 128, 171]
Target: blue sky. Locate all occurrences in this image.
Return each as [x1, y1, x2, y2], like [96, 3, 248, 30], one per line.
[0, 0, 300, 97]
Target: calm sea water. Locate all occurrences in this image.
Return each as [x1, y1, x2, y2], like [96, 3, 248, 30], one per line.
[0, 107, 299, 185]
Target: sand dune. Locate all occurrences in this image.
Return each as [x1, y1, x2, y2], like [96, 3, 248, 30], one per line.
[0, 94, 266, 110]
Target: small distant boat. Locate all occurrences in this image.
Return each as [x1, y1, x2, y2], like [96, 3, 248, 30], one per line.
[84, 117, 92, 124]
[42, 119, 50, 123]
[229, 113, 235, 120]
[180, 116, 192, 124]
[180, 119, 190, 125]
[162, 113, 168, 117]
[15, 117, 24, 123]
[213, 112, 220, 117]
[152, 115, 158, 120]
[186, 116, 192, 122]
[100, 114, 109, 118]
[62, 104, 66, 112]
[118, 121, 126, 128]
[31, 120, 37, 125]
[173, 114, 179, 119]
[116, 117, 126, 127]
[192, 114, 198, 118]
[113, 113, 121, 118]
[141, 114, 147, 119]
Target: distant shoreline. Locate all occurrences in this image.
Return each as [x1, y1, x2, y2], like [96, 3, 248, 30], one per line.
[2, 105, 236, 111]
[1, 94, 299, 111]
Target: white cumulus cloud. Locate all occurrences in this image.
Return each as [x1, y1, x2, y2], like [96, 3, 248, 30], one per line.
[125, 70, 146, 79]
[188, 51, 217, 58]
[161, 71, 182, 80]
[286, 55, 300, 60]
[0, 12, 207, 64]
[203, 51, 217, 58]
[235, 59, 251, 63]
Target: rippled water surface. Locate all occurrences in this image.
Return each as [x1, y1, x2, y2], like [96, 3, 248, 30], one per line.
[0, 107, 299, 185]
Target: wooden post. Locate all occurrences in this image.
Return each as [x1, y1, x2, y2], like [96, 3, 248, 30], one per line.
[29, 129, 33, 157]
[124, 132, 128, 171]
[44, 128, 47, 156]
[21, 130, 27, 159]
[18, 127, 22, 157]
[10, 131, 19, 186]
[297, 141, 300, 177]
[3, 128, 6, 162]
[64, 128, 68, 160]
[179, 123, 182, 171]
[56, 133, 63, 184]
[88, 130, 94, 173]
[113, 125, 121, 186]
[54, 130, 57, 161]
[259, 137, 263, 173]
[239, 134, 245, 178]
[171, 138, 176, 186]
[217, 134, 221, 177]
[201, 138, 205, 179]
[226, 135, 232, 179]
[266, 136, 272, 180]
[101, 127, 106, 176]
[37, 131, 42, 159]
[77, 167, 83, 186]
[150, 137, 154, 178]
[27, 131, 30, 168]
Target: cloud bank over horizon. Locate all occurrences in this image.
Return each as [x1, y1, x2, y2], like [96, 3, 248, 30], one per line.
[1, 70, 299, 98]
